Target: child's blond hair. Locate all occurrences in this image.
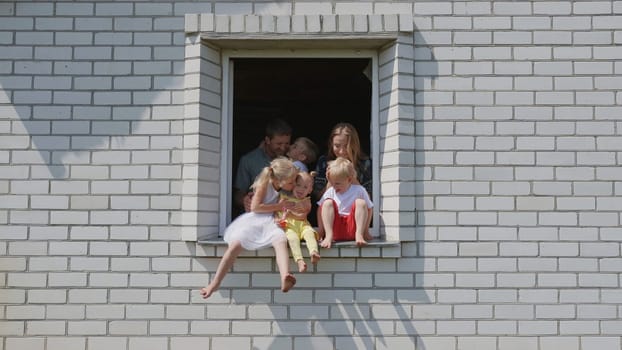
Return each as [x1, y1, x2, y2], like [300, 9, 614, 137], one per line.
[252, 157, 298, 191]
[296, 171, 317, 193]
[326, 157, 357, 180]
[296, 137, 319, 165]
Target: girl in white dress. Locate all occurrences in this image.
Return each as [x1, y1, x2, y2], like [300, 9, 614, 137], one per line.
[201, 157, 299, 299]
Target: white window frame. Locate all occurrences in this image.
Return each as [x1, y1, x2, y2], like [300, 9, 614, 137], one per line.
[219, 49, 380, 238]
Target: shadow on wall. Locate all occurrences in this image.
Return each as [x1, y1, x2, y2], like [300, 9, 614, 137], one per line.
[189, 22, 438, 350]
[7, 99, 175, 179]
[4, 46, 183, 179]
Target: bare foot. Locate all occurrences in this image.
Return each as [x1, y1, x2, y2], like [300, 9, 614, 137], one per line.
[200, 285, 216, 299]
[310, 251, 320, 265]
[320, 239, 332, 249]
[281, 274, 296, 292]
[355, 237, 368, 247]
[297, 259, 307, 273]
[363, 231, 373, 241]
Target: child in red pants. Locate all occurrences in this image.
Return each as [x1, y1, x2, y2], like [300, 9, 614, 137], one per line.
[317, 157, 373, 248]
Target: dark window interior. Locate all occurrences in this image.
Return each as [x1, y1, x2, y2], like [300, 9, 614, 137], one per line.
[232, 57, 372, 179]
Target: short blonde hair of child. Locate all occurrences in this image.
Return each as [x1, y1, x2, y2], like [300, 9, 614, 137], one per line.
[296, 171, 317, 191]
[326, 157, 357, 180]
[252, 157, 298, 191]
[296, 137, 319, 165]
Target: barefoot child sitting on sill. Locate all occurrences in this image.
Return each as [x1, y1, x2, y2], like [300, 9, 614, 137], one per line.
[200, 157, 300, 299]
[317, 157, 373, 249]
[276, 171, 321, 273]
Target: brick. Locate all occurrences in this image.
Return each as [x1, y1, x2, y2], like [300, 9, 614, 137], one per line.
[561, 321, 600, 335]
[530, 2, 570, 15]
[579, 212, 619, 226]
[416, 274, 454, 288]
[478, 290, 517, 304]
[49, 210, 87, 225]
[438, 289, 476, 303]
[414, 31, 452, 45]
[554, 16, 591, 30]
[494, 305, 533, 321]
[538, 273, 577, 287]
[87, 337, 127, 350]
[191, 322, 230, 337]
[29, 257, 67, 271]
[5, 338, 44, 350]
[149, 321, 188, 334]
[70, 255, 109, 272]
[517, 321, 557, 336]
[579, 273, 618, 287]
[539, 337, 579, 350]
[514, 15, 550, 30]
[575, 61, 613, 75]
[578, 305, 617, 319]
[129, 273, 168, 288]
[553, 46, 592, 60]
[170, 337, 214, 350]
[456, 273, 495, 287]
[26, 321, 66, 335]
[494, 31, 532, 44]
[154, 17, 183, 31]
[574, 1, 612, 14]
[5, 304, 40, 320]
[35, 17, 72, 30]
[47, 338, 86, 350]
[16, 31, 54, 45]
[414, 2, 452, 15]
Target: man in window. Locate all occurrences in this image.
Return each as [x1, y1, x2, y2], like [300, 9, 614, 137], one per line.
[233, 118, 292, 216]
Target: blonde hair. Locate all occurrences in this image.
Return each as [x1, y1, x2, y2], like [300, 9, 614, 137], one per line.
[252, 157, 298, 191]
[296, 170, 317, 188]
[327, 122, 367, 164]
[295, 137, 319, 165]
[326, 157, 356, 181]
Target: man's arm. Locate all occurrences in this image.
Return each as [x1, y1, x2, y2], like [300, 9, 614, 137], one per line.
[233, 154, 253, 212]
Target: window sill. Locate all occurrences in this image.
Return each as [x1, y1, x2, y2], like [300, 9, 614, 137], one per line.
[196, 238, 401, 258]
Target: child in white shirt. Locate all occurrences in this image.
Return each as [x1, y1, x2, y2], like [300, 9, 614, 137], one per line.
[317, 157, 373, 248]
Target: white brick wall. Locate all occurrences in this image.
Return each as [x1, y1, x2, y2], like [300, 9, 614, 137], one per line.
[1, 1, 621, 349]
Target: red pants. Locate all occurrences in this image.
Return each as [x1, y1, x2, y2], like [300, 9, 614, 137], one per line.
[320, 199, 358, 241]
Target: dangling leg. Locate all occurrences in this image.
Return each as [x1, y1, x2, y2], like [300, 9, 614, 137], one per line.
[273, 238, 296, 292]
[353, 199, 370, 247]
[201, 240, 243, 299]
[320, 199, 336, 249]
[286, 229, 307, 273]
[316, 206, 325, 240]
[302, 226, 320, 266]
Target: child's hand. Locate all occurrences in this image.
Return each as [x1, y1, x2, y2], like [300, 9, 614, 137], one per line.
[291, 201, 305, 212]
[279, 199, 295, 210]
[243, 192, 253, 212]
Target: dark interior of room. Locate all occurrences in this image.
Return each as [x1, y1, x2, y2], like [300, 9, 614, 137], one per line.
[232, 57, 372, 182]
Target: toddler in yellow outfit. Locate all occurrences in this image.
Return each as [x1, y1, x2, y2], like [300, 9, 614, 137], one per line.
[277, 171, 320, 272]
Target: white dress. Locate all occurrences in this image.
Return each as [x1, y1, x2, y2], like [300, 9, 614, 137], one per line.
[224, 183, 286, 250]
